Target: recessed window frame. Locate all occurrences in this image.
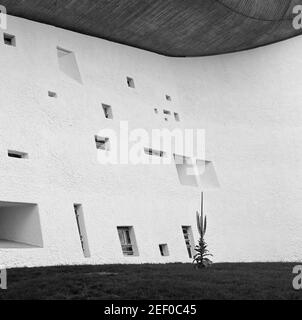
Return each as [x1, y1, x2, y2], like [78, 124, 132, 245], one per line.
[182, 226, 195, 259]
[3, 33, 16, 47]
[95, 135, 110, 151]
[127, 77, 135, 89]
[117, 226, 139, 257]
[144, 148, 165, 158]
[8, 150, 28, 159]
[159, 244, 170, 257]
[102, 104, 113, 119]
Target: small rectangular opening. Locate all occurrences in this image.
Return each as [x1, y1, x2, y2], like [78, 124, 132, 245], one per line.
[48, 91, 57, 98]
[117, 226, 139, 256]
[4, 34, 16, 47]
[163, 110, 171, 116]
[127, 77, 135, 88]
[144, 148, 165, 158]
[182, 226, 195, 259]
[174, 113, 180, 122]
[159, 244, 169, 257]
[102, 104, 113, 119]
[154, 108, 159, 114]
[95, 136, 110, 151]
[8, 150, 28, 159]
[74, 204, 91, 258]
[166, 95, 172, 102]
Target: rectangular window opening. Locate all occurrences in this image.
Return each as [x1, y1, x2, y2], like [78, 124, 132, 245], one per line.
[4, 33, 16, 46]
[8, 150, 28, 159]
[166, 95, 172, 102]
[74, 204, 91, 258]
[0, 201, 43, 248]
[154, 108, 159, 114]
[182, 226, 195, 259]
[144, 148, 165, 158]
[159, 244, 169, 257]
[117, 226, 139, 257]
[127, 77, 135, 88]
[48, 91, 57, 98]
[102, 104, 113, 119]
[95, 136, 110, 151]
[174, 113, 180, 122]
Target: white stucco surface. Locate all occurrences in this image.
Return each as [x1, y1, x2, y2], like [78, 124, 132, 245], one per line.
[0, 15, 301, 267]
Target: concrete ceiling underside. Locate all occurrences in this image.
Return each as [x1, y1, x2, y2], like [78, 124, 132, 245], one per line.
[2, 0, 302, 57]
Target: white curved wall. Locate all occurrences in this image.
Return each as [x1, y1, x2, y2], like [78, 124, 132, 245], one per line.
[0, 15, 301, 267]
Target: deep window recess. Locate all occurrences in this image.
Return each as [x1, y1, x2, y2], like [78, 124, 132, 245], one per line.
[4, 34, 16, 46]
[144, 148, 165, 158]
[48, 91, 57, 98]
[57, 47, 82, 83]
[127, 77, 135, 88]
[159, 244, 169, 257]
[0, 201, 43, 248]
[73, 204, 91, 258]
[117, 227, 139, 256]
[182, 226, 195, 258]
[154, 108, 159, 114]
[102, 104, 113, 119]
[166, 95, 172, 102]
[8, 150, 28, 159]
[174, 113, 180, 122]
[95, 136, 110, 151]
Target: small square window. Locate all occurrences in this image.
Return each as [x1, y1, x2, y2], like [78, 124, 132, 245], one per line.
[48, 91, 57, 98]
[127, 77, 135, 88]
[117, 227, 139, 256]
[154, 108, 159, 114]
[159, 244, 169, 257]
[102, 104, 113, 119]
[95, 136, 110, 151]
[8, 150, 28, 159]
[166, 95, 172, 102]
[174, 113, 180, 122]
[4, 34, 16, 46]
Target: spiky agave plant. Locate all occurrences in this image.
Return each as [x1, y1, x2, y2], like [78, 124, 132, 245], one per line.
[194, 193, 213, 269]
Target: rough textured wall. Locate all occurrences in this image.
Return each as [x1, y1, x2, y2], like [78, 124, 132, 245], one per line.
[173, 38, 302, 262]
[0, 15, 301, 267]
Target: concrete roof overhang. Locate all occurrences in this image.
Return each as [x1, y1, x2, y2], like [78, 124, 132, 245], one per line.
[2, 0, 302, 57]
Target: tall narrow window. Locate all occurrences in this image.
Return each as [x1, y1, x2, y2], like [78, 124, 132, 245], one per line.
[74, 204, 90, 258]
[127, 77, 135, 88]
[102, 104, 113, 119]
[117, 227, 139, 256]
[174, 113, 180, 122]
[182, 226, 194, 259]
[3, 34, 16, 46]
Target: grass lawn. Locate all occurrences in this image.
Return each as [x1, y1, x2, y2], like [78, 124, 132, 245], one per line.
[0, 263, 301, 300]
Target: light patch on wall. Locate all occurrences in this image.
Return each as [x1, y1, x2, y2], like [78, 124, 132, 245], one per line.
[174, 154, 220, 189]
[57, 47, 82, 84]
[0, 201, 43, 248]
